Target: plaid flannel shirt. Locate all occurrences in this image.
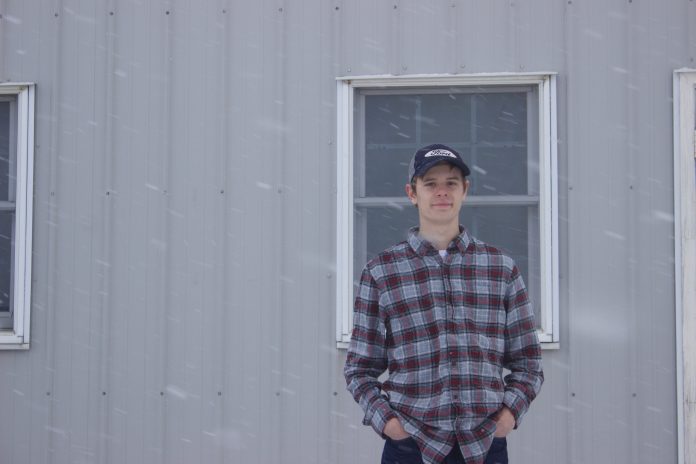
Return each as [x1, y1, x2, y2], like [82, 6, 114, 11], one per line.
[344, 227, 543, 464]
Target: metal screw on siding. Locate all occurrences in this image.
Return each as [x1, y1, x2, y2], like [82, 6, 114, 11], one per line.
[333, 391, 338, 396]
[278, 7, 283, 12]
[54, 13, 59, 17]
[109, 11, 114, 16]
[46, 392, 51, 396]
[571, 392, 576, 397]
[218, 391, 222, 396]
[102, 391, 107, 396]
[632, 393, 637, 397]
[160, 391, 164, 396]
[275, 392, 280, 396]
[165, 10, 170, 15]
[220, 189, 224, 194]
[402, 65, 408, 71]
[326, 273, 332, 279]
[222, 9, 226, 13]
[335, 6, 340, 10]
[393, 5, 398, 9]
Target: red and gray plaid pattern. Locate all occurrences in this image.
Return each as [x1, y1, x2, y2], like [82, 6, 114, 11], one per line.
[345, 227, 543, 464]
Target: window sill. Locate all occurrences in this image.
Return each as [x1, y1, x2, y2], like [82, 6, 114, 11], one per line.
[0, 330, 30, 349]
[337, 341, 560, 350]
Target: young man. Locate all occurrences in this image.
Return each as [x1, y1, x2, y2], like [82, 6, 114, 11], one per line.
[344, 144, 543, 464]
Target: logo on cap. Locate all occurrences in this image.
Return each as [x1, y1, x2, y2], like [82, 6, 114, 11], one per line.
[423, 149, 457, 159]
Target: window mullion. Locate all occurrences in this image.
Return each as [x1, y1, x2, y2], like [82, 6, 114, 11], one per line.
[354, 195, 539, 207]
[0, 201, 16, 212]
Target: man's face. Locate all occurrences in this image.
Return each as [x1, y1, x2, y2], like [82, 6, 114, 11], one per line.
[405, 163, 469, 229]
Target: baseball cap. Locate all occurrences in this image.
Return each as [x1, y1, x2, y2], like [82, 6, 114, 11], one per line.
[408, 143, 471, 182]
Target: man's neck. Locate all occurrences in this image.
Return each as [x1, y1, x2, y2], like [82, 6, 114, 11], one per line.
[418, 222, 460, 250]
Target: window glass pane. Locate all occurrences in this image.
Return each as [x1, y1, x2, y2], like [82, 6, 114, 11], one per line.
[475, 93, 528, 143]
[363, 146, 413, 197]
[463, 205, 541, 326]
[359, 88, 535, 198]
[356, 205, 419, 266]
[418, 93, 472, 143]
[469, 146, 528, 196]
[354, 204, 541, 328]
[0, 99, 16, 202]
[364, 95, 419, 145]
[0, 212, 13, 329]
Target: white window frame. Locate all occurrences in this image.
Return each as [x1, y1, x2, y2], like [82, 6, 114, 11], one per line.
[0, 83, 35, 350]
[673, 69, 696, 464]
[336, 73, 558, 349]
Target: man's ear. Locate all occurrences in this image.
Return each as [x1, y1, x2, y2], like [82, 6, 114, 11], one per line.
[405, 183, 418, 205]
[462, 179, 470, 200]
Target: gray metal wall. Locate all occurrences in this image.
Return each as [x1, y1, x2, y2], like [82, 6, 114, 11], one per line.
[0, 0, 689, 462]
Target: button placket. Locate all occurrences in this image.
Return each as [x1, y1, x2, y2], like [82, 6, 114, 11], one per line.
[442, 260, 461, 410]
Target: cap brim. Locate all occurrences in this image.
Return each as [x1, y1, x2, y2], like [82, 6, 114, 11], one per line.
[413, 158, 470, 180]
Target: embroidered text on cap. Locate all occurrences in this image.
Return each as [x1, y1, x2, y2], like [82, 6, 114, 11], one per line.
[424, 149, 457, 159]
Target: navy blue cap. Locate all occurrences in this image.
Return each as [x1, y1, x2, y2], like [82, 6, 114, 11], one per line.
[408, 143, 471, 182]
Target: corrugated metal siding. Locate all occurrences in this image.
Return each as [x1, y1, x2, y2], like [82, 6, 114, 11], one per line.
[0, 0, 691, 463]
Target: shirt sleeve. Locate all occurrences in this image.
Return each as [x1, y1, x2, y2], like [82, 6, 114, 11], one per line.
[501, 264, 544, 427]
[343, 266, 397, 437]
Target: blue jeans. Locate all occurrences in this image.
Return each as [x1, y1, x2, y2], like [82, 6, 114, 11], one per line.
[381, 436, 508, 464]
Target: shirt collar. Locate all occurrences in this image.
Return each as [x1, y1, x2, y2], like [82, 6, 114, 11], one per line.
[407, 225, 472, 257]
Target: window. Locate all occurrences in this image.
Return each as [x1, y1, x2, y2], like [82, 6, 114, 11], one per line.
[336, 74, 558, 348]
[0, 84, 35, 349]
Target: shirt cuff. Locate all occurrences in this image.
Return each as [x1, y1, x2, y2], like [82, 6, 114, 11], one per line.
[362, 396, 398, 437]
[503, 388, 530, 428]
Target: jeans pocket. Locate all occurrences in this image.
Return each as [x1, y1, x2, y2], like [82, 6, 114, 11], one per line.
[382, 437, 421, 464]
[485, 437, 508, 464]
[490, 437, 506, 450]
[389, 436, 417, 451]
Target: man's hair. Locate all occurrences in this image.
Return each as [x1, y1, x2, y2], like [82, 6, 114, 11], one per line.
[409, 161, 468, 193]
